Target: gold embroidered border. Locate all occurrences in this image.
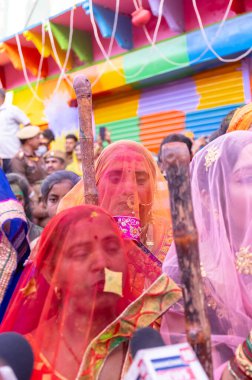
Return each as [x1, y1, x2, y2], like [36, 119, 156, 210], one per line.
[0, 199, 26, 226]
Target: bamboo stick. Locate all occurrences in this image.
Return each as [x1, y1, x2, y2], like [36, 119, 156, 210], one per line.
[162, 142, 213, 379]
[73, 75, 98, 205]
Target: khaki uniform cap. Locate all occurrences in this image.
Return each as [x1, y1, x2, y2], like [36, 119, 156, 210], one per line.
[44, 150, 66, 162]
[17, 126, 40, 140]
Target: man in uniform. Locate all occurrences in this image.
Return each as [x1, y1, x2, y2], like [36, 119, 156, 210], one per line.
[10, 126, 47, 186]
[10, 126, 48, 227]
[44, 150, 66, 175]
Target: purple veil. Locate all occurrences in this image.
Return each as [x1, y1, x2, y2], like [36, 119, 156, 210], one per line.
[162, 131, 252, 376]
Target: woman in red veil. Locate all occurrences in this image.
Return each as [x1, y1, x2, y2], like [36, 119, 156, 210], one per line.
[1, 205, 181, 380]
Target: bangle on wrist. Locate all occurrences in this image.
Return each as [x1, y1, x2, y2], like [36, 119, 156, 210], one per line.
[229, 357, 252, 380]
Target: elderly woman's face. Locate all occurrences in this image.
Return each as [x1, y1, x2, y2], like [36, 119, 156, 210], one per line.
[46, 180, 73, 218]
[97, 150, 153, 222]
[55, 216, 127, 313]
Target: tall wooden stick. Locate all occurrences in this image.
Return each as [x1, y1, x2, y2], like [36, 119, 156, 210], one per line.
[73, 75, 98, 205]
[73, 75, 160, 267]
[162, 142, 213, 379]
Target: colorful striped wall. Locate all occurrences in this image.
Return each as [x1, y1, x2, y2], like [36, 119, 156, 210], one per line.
[11, 11, 252, 153]
[94, 61, 248, 152]
[12, 59, 249, 153]
[12, 12, 252, 125]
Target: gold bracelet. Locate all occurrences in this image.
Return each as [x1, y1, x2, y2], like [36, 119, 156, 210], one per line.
[236, 343, 252, 377]
[228, 361, 242, 380]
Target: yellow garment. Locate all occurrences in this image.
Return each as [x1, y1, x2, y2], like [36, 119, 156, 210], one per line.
[66, 153, 82, 176]
[227, 103, 252, 132]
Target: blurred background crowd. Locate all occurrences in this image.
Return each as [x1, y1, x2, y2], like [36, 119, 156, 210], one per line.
[0, 77, 240, 248]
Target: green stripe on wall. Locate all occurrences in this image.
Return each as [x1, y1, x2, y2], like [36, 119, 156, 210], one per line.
[123, 35, 189, 84]
[96, 117, 140, 142]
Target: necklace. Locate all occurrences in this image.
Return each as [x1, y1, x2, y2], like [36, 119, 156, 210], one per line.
[60, 333, 81, 365]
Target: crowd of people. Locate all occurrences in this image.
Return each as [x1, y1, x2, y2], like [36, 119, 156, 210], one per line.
[0, 93, 251, 380]
[0, 87, 113, 239]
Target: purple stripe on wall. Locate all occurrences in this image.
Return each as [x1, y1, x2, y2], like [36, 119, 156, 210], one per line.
[138, 77, 200, 116]
[241, 59, 251, 104]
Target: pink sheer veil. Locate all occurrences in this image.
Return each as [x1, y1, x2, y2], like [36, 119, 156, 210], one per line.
[162, 131, 252, 371]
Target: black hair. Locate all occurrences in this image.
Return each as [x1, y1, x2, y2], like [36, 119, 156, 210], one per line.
[65, 134, 78, 142]
[42, 129, 55, 142]
[158, 133, 193, 163]
[41, 170, 80, 202]
[209, 109, 237, 142]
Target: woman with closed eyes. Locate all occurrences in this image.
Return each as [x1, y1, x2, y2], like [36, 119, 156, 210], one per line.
[1, 205, 181, 380]
[58, 141, 173, 262]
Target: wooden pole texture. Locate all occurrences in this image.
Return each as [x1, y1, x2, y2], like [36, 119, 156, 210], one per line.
[73, 75, 98, 205]
[162, 142, 213, 380]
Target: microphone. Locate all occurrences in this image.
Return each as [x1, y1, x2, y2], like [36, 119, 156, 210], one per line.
[130, 327, 165, 358]
[126, 327, 209, 380]
[0, 333, 34, 380]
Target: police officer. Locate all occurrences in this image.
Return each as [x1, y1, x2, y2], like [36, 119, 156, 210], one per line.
[43, 150, 66, 175]
[10, 126, 47, 186]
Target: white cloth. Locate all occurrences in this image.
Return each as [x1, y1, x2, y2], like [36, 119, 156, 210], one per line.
[0, 104, 30, 159]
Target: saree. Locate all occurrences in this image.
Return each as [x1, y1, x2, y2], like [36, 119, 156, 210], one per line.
[162, 131, 252, 378]
[1, 205, 181, 380]
[58, 141, 172, 262]
[0, 168, 30, 317]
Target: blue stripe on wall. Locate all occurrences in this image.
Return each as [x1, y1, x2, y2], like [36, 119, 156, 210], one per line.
[185, 103, 243, 137]
[187, 13, 252, 64]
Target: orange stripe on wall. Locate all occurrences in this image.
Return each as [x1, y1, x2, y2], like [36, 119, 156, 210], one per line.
[139, 110, 185, 153]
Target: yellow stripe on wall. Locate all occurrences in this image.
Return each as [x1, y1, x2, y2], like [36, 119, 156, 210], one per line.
[13, 78, 75, 125]
[12, 87, 45, 125]
[69, 56, 126, 95]
[93, 88, 140, 125]
[194, 62, 245, 110]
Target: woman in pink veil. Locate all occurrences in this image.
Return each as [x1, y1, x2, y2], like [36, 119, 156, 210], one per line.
[162, 131, 252, 379]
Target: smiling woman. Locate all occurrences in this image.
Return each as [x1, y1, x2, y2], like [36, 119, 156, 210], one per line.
[1, 205, 181, 380]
